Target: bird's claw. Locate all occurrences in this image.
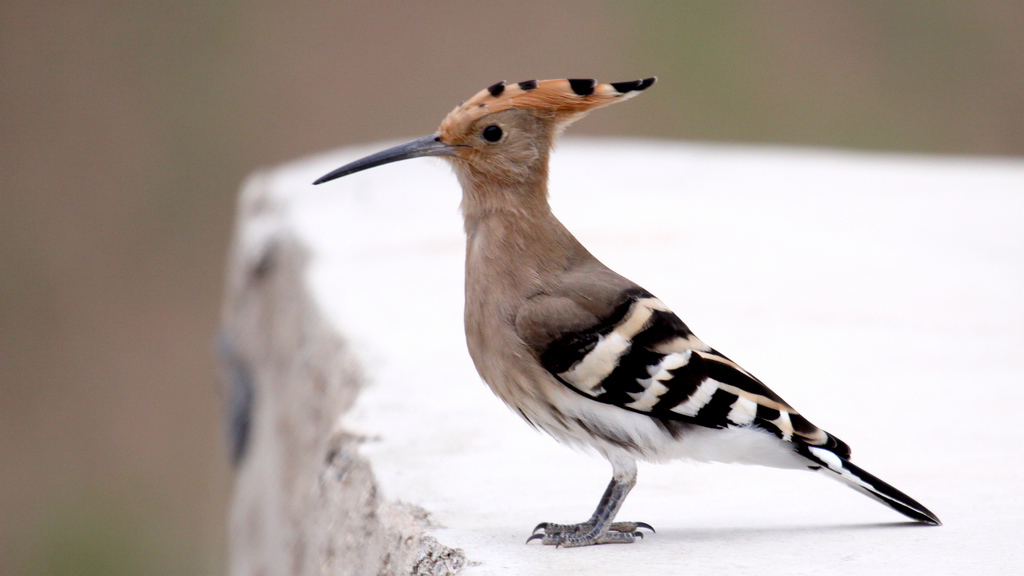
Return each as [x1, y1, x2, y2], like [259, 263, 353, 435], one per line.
[527, 529, 644, 546]
[527, 520, 653, 546]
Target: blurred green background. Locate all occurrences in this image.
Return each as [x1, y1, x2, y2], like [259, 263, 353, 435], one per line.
[1, 1, 1021, 574]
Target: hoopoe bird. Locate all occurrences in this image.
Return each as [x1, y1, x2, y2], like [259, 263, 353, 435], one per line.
[314, 78, 940, 546]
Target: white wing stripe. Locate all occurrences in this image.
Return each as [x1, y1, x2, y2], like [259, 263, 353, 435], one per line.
[560, 299, 664, 393]
[670, 379, 719, 417]
[727, 396, 758, 425]
[773, 410, 794, 441]
[561, 332, 630, 393]
[626, 380, 670, 411]
[653, 350, 691, 375]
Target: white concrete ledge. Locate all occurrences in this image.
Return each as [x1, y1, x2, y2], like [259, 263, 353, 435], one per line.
[225, 139, 1024, 575]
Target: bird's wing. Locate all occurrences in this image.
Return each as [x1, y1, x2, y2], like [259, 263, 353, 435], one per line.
[519, 287, 850, 456]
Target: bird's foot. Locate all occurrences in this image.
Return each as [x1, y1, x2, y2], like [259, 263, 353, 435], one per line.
[526, 521, 653, 547]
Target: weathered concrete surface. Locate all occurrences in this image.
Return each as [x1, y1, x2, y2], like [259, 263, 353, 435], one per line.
[223, 139, 1024, 575]
[221, 171, 466, 576]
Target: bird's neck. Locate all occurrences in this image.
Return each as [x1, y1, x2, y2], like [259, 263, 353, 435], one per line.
[455, 161, 550, 221]
[460, 177, 592, 297]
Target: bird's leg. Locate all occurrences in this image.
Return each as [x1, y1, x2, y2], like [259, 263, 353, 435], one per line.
[528, 459, 653, 547]
[532, 478, 651, 535]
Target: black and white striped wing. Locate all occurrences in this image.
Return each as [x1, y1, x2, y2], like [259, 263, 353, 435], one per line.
[539, 289, 850, 456]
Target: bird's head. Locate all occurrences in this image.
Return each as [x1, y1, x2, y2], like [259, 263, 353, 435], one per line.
[313, 78, 656, 192]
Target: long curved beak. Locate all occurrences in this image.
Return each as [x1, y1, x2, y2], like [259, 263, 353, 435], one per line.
[313, 133, 460, 185]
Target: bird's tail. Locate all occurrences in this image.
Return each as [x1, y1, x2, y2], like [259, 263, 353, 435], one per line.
[797, 444, 941, 525]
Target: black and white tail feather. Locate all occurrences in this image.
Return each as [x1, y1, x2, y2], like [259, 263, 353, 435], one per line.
[798, 444, 940, 524]
[540, 287, 940, 525]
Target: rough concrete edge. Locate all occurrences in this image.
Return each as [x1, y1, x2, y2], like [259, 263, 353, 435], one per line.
[220, 169, 468, 576]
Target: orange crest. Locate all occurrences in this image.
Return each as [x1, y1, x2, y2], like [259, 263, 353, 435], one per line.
[439, 78, 656, 139]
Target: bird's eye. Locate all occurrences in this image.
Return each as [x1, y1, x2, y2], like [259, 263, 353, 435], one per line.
[482, 125, 503, 142]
